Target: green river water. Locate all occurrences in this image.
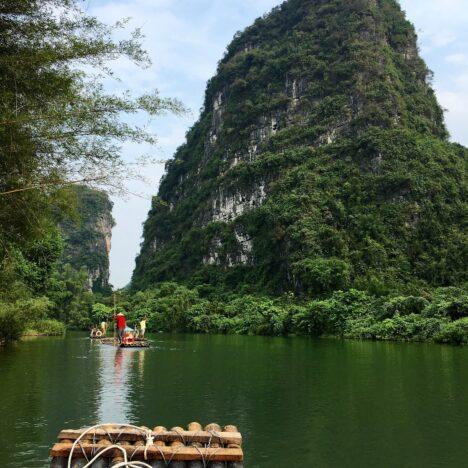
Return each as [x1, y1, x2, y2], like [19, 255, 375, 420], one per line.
[0, 332, 466, 467]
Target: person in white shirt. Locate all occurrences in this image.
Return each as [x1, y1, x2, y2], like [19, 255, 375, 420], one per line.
[139, 317, 147, 339]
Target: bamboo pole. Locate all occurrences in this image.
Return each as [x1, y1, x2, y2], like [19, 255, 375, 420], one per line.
[113, 293, 117, 346]
[50, 444, 243, 462]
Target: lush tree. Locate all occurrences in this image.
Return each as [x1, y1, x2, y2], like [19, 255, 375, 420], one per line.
[0, 0, 184, 309]
[91, 303, 113, 324]
[0, 0, 186, 340]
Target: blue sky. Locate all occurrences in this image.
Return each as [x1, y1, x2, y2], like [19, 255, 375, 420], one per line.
[85, 0, 468, 288]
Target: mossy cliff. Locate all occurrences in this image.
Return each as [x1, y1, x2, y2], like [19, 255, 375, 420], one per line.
[60, 186, 114, 292]
[133, 0, 466, 295]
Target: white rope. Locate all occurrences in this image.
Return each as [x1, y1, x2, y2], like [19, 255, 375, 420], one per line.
[143, 432, 154, 461]
[111, 462, 153, 468]
[66, 423, 154, 468]
[191, 443, 208, 468]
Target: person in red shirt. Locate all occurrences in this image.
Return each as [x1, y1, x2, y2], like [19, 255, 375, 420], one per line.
[115, 312, 126, 343]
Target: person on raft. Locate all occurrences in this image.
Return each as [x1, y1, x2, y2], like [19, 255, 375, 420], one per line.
[100, 320, 107, 336]
[122, 326, 136, 345]
[139, 317, 147, 339]
[115, 311, 126, 343]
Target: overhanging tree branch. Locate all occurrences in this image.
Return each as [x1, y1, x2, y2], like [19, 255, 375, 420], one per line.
[0, 177, 108, 196]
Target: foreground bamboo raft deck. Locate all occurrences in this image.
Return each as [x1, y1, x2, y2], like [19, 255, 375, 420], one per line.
[50, 423, 244, 467]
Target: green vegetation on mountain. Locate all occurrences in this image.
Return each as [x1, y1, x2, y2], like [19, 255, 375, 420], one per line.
[59, 186, 115, 293]
[132, 0, 467, 343]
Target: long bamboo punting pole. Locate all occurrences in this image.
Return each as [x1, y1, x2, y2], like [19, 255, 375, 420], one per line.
[113, 293, 117, 346]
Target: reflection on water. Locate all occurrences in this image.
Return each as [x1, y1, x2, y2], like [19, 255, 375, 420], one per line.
[0, 332, 467, 467]
[97, 346, 125, 423]
[96, 344, 147, 423]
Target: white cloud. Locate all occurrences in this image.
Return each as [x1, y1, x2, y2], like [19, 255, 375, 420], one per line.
[435, 89, 468, 145]
[401, 0, 468, 27]
[400, 0, 468, 148]
[446, 53, 467, 65]
[454, 72, 468, 89]
[426, 32, 456, 49]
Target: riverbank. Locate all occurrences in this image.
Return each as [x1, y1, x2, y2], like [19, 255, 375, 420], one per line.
[0, 298, 68, 344]
[22, 319, 66, 337]
[2, 284, 466, 346]
[113, 283, 468, 346]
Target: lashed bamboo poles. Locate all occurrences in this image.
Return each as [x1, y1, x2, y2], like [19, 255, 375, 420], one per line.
[50, 423, 244, 467]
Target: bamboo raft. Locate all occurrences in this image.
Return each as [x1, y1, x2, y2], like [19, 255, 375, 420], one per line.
[94, 337, 151, 348]
[50, 423, 244, 467]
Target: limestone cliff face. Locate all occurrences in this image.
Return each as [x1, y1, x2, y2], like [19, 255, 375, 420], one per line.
[132, 0, 466, 293]
[60, 186, 114, 292]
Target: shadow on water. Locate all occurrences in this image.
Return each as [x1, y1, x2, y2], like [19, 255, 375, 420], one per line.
[0, 332, 466, 467]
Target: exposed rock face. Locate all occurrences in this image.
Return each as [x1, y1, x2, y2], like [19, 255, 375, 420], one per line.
[132, 0, 466, 293]
[210, 183, 266, 224]
[60, 186, 114, 292]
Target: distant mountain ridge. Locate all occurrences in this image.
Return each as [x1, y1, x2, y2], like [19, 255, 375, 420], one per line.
[132, 0, 467, 295]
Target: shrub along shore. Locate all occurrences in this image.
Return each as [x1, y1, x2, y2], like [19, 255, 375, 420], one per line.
[1, 282, 466, 346]
[106, 283, 467, 346]
[22, 319, 66, 337]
